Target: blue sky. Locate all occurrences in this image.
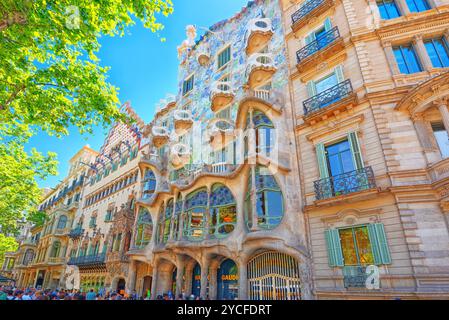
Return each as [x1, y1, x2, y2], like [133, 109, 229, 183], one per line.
[29, 0, 250, 188]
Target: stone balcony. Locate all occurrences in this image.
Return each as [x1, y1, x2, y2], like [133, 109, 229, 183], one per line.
[246, 53, 277, 89]
[53, 227, 71, 236]
[296, 26, 345, 73]
[139, 152, 168, 173]
[303, 79, 358, 125]
[210, 81, 235, 112]
[151, 126, 170, 148]
[246, 18, 273, 55]
[48, 257, 66, 265]
[291, 0, 335, 33]
[197, 47, 211, 66]
[174, 109, 193, 133]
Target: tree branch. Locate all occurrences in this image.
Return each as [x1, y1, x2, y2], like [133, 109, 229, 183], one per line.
[0, 12, 27, 32]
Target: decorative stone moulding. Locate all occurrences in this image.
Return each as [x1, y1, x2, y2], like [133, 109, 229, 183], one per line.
[197, 47, 211, 66]
[210, 81, 235, 112]
[174, 109, 193, 133]
[208, 118, 236, 150]
[151, 126, 170, 148]
[246, 53, 277, 89]
[246, 18, 273, 56]
[170, 143, 191, 168]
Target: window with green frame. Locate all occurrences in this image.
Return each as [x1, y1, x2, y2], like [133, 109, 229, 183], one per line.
[183, 188, 208, 241]
[163, 199, 174, 243]
[129, 147, 139, 160]
[209, 184, 237, 238]
[217, 46, 231, 69]
[120, 155, 129, 166]
[156, 204, 165, 244]
[173, 195, 183, 240]
[245, 166, 284, 230]
[134, 208, 153, 248]
[247, 110, 275, 156]
[112, 162, 119, 172]
[325, 223, 392, 267]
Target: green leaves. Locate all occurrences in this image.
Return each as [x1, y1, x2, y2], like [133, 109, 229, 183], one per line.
[0, 234, 18, 267]
[0, 0, 173, 234]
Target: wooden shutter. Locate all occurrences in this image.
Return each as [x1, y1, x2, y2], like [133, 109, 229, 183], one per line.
[324, 17, 332, 32]
[325, 229, 344, 267]
[316, 143, 329, 179]
[348, 132, 364, 170]
[368, 223, 392, 265]
[306, 81, 317, 98]
[335, 65, 345, 83]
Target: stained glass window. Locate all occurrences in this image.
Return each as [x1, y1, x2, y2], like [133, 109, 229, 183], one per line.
[339, 226, 374, 266]
[143, 169, 157, 200]
[184, 189, 208, 241]
[210, 184, 237, 238]
[135, 208, 153, 248]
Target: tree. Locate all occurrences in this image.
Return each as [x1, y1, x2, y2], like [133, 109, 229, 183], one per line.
[0, 234, 18, 268]
[0, 0, 173, 234]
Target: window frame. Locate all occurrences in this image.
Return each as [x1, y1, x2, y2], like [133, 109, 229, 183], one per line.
[217, 45, 232, 71]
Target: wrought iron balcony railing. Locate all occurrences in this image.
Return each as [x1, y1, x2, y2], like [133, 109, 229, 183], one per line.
[296, 27, 340, 63]
[314, 167, 376, 201]
[303, 79, 353, 116]
[292, 0, 326, 25]
[68, 253, 106, 266]
[343, 266, 369, 288]
[68, 227, 84, 239]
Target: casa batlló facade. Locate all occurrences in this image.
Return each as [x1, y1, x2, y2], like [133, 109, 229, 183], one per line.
[7, 0, 449, 300]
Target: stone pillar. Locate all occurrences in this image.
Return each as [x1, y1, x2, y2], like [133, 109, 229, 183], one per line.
[150, 265, 158, 300]
[126, 260, 137, 293]
[200, 260, 209, 299]
[382, 41, 401, 76]
[184, 266, 193, 296]
[437, 100, 449, 136]
[413, 35, 433, 71]
[209, 266, 218, 300]
[169, 199, 177, 240]
[238, 260, 248, 300]
[396, 0, 411, 16]
[205, 186, 212, 240]
[175, 259, 185, 297]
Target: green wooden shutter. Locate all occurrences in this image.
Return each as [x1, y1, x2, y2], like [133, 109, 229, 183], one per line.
[348, 132, 364, 170]
[316, 143, 329, 179]
[335, 65, 345, 83]
[325, 229, 344, 267]
[368, 223, 392, 265]
[306, 81, 317, 98]
[324, 17, 332, 32]
[305, 33, 315, 45]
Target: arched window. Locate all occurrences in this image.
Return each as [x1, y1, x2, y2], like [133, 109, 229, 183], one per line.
[143, 169, 157, 199]
[156, 204, 165, 244]
[245, 166, 284, 230]
[57, 215, 68, 230]
[135, 207, 153, 248]
[50, 241, 61, 258]
[210, 184, 237, 238]
[184, 188, 208, 241]
[247, 110, 275, 156]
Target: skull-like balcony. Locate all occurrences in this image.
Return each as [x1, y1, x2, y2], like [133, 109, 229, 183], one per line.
[208, 118, 235, 150]
[246, 53, 277, 89]
[170, 143, 191, 168]
[197, 48, 211, 66]
[210, 82, 235, 112]
[246, 18, 273, 55]
[174, 109, 193, 133]
[152, 126, 170, 148]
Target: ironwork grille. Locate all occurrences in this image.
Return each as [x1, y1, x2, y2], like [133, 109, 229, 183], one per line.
[314, 166, 376, 201]
[296, 27, 340, 63]
[303, 79, 353, 116]
[68, 253, 106, 266]
[248, 251, 301, 300]
[343, 266, 368, 288]
[292, 0, 326, 25]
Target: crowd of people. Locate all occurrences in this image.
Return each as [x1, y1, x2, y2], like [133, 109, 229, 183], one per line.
[0, 285, 208, 301]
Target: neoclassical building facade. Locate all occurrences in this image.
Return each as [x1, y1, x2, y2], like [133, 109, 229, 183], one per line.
[8, 0, 449, 300]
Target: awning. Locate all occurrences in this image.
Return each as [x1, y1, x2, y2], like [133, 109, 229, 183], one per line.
[0, 275, 16, 283]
